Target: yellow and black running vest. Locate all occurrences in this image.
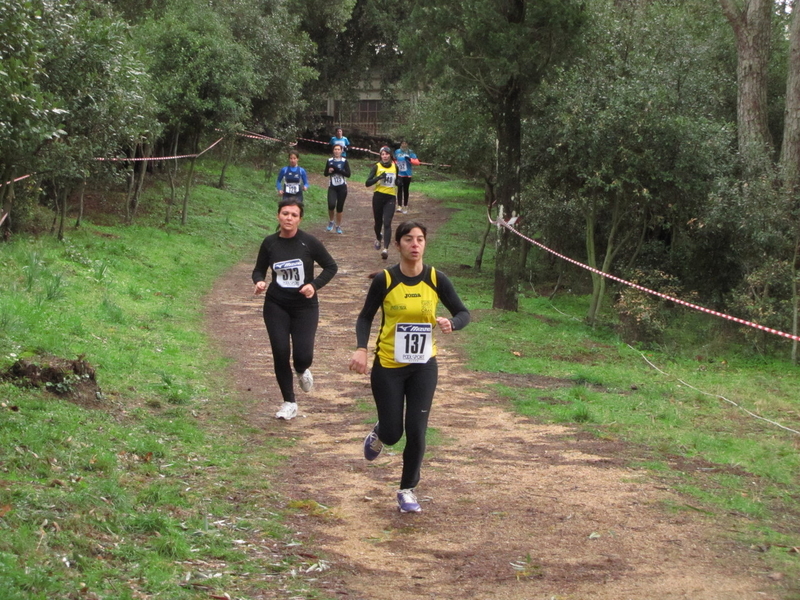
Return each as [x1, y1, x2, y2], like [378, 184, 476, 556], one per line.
[374, 162, 398, 196]
[376, 266, 440, 368]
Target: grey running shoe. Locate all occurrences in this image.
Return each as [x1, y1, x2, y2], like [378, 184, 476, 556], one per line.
[275, 401, 297, 420]
[397, 489, 422, 513]
[381, 249, 388, 260]
[298, 369, 314, 392]
[374, 239, 381, 250]
[363, 425, 383, 461]
[336, 226, 343, 234]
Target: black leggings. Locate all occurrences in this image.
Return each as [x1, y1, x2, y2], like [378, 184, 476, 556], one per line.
[263, 298, 319, 403]
[370, 357, 438, 490]
[397, 177, 412, 207]
[327, 185, 348, 213]
[372, 191, 396, 250]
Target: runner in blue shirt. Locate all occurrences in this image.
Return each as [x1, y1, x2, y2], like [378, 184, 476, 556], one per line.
[329, 128, 351, 157]
[394, 140, 418, 214]
[276, 150, 309, 203]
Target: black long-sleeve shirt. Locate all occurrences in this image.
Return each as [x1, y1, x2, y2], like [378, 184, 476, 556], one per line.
[252, 230, 338, 307]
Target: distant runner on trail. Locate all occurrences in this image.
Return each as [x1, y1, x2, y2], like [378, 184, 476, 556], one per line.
[275, 150, 309, 204]
[323, 143, 351, 234]
[365, 146, 398, 260]
[394, 140, 418, 215]
[252, 199, 338, 421]
[329, 128, 351, 157]
[349, 221, 470, 514]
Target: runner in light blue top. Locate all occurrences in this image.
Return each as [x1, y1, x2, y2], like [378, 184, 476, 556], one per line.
[329, 127, 351, 157]
[394, 140, 418, 214]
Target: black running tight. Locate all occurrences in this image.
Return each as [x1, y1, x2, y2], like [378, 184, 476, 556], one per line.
[370, 357, 438, 490]
[263, 298, 318, 403]
[397, 177, 412, 207]
[372, 191, 396, 250]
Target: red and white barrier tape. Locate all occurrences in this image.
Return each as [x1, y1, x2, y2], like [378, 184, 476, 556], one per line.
[492, 214, 800, 343]
[0, 174, 32, 188]
[296, 136, 379, 155]
[95, 137, 224, 162]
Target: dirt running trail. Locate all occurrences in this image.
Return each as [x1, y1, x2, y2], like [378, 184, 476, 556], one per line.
[204, 174, 780, 599]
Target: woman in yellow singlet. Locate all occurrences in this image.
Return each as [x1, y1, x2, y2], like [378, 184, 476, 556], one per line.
[365, 146, 398, 260]
[349, 221, 470, 513]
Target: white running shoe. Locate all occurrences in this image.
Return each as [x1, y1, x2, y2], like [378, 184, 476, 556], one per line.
[275, 401, 297, 420]
[401, 207, 408, 214]
[396, 205, 402, 212]
[298, 369, 314, 392]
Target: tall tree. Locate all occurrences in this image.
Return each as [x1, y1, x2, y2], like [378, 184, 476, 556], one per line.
[719, 0, 774, 168]
[402, 0, 585, 311]
[0, 0, 63, 229]
[526, 0, 734, 323]
[35, 1, 154, 238]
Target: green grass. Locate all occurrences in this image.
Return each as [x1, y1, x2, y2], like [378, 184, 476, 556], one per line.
[413, 172, 800, 589]
[0, 154, 329, 599]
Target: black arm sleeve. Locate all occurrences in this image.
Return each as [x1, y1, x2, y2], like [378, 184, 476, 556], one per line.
[355, 272, 387, 348]
[365, 164, 382, 187]
[342, 160, 351, 178]
[251, 237, 273, 284]
[436, 271, 470, 330]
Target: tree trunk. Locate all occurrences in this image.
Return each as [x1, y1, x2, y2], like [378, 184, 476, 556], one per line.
[719, 0, 773, 167]
[1, 166, 13, 237]
[165, 131, 179, 225]
[792, 233, 799, 365]
[57, 186, 68, 241]
[75, 180, 86, 228]
[124, 142, 136, 223]
[474, 177, 495, 271]
[491, 76, 523, 311]
[490, 0, 525, 311]
[780, 2, 800, 185]
[586, 193, 627, 324]
[181, 133, 199, 226]
[130, 142, 150, 222]
[218, 136, 236, 188]
[585, 201, 601, 323]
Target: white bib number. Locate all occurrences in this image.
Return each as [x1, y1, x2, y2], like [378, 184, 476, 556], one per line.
[396, 159, 407, 172]
[285, 182, 300, 194]
[394, 323, 433, 364]
[383, 172, 396, 187]
[331, 174, 345, 186]
[273, 258, 305, 289]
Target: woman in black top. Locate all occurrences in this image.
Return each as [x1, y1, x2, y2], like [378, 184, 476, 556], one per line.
[252, 198, 338, 420]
